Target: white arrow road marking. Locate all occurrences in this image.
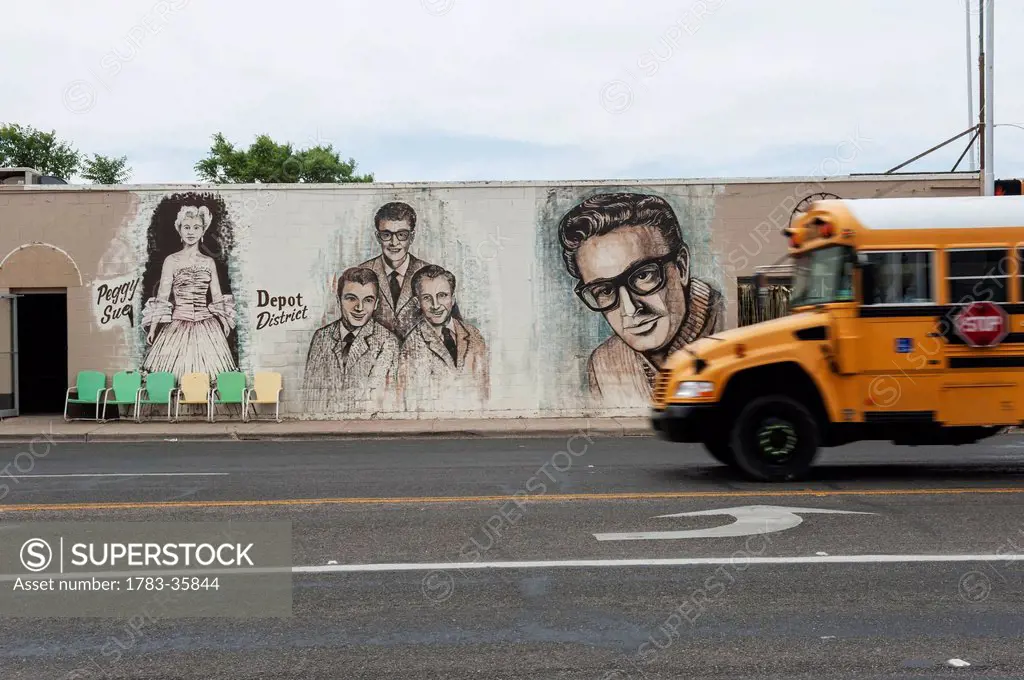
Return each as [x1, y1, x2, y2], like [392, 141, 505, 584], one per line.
[593, 505, 875, 541]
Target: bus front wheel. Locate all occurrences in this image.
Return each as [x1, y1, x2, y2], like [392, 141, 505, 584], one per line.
[703, 435, 738, 468]
[729, 395, 820, 482]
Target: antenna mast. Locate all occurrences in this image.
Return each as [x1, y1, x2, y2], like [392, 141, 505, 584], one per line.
[982, 0, 995, 195]
[966, 0, 976, 170]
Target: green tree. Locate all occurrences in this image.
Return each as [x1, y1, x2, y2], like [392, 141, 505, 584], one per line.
[0, 123, 81, 180]
[194, 133, 373, 184]
[81, 154, 133, 184]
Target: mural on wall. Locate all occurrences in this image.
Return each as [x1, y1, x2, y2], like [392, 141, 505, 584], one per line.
[94, 277, 141, 328]
[302, 200, 490, 415]
[255, 290, 309, 329]
[63, 178, 984, 419]
[139, 192, 239, 379]
[397, 264, 490, 411]
[356, 201, 434, 341]
[303, 266, 400, 414]
[556, 191, 725, 407]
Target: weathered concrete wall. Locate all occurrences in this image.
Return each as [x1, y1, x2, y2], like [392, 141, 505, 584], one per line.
[0, 175, 981, 419]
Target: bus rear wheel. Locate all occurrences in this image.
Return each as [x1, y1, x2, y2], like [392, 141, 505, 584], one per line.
[729, 395, 820, 482]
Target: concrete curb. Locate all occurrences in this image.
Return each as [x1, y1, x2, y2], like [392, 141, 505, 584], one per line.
[83, 431, 656, 443]
[0, 431, 656, 443]
[0, 417, 655, 444]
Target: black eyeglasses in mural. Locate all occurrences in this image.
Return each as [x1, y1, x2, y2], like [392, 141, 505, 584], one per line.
[375, 228, 414, 243]
[574, 250, 680, 312]
[557, 191, 725, 408]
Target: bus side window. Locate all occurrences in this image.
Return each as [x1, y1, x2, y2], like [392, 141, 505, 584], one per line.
[947, 248, 1008, 305]
[862, 250, 934, 305]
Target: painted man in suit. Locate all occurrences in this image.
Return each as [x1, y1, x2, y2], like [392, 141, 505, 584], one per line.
[397, 265, 490, 412]
[358, 201, 431, 341]
[303, 266, 400, 414]
[558, 192, 725, 408]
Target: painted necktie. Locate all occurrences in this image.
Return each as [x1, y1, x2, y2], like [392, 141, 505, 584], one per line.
[341, 332, 355, 362]
[442, 327, 458, 365]
[389, 271, 401, 307]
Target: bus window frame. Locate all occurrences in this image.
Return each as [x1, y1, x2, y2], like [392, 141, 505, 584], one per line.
[789, 244, 857, 310]
[858, 248, 939, 307]
[1017, 244, 1024, 302]
[945, 246, 1012, 306]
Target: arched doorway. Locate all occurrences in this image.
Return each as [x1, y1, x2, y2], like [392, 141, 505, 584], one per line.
[0, 243, 82, 415]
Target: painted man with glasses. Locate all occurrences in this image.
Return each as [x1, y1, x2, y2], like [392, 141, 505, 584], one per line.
[558, 192, 724, 407]
[358, 201, 433, 340]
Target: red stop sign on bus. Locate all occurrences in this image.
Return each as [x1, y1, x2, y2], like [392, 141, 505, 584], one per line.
[954, 301, 1009, 347]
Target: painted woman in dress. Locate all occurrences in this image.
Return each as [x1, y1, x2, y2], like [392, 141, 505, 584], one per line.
[141, 205, 237, 378]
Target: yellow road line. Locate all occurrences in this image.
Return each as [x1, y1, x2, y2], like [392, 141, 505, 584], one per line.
[2, 487, 1024, 512]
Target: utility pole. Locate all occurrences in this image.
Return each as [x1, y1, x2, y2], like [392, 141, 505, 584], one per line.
[978, 0, 986, 192]
[983, 0, 995, 195]
[882, 1, 994, 178]
[966, 0, 976, 171]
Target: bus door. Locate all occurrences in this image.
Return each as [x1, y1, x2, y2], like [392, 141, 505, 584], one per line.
[856, 249, 944, 414]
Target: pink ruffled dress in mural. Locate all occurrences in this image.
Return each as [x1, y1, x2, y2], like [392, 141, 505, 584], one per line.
[141, 265, 236, 379]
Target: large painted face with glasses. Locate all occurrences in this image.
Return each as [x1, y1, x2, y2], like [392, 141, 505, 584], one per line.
[574, 225, 689, 353]
[376, 219, 414, 269]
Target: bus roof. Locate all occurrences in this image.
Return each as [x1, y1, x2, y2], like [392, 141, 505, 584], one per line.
[834, 195, 1024, 231]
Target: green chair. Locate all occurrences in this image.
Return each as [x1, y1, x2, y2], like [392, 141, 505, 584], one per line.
[64, 370, 107, 421]
[210, 371, 247, 422]
[136, 371, 177, 422]
[101, 370, 142, 421]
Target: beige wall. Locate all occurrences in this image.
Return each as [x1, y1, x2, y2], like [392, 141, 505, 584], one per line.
[0, 174, 981, 419]
[709, 175, 981, 327]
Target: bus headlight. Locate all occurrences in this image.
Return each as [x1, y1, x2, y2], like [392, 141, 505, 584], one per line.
[674, 381, 714, 399]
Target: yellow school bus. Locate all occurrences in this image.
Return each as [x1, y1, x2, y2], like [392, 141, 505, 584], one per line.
[650, 195, 1024, 481]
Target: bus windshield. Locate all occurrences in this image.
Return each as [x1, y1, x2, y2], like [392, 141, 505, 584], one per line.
[789, 245, 855, 309]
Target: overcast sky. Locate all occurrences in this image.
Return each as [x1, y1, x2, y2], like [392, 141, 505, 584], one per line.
[4, 0, 1023, 184]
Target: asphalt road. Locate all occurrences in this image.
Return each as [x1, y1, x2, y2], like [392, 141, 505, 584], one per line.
[1, 433, 1024, 678]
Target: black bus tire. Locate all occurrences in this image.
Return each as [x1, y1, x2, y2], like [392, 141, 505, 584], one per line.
[703, 435, 738, 468]
[729, 395, 820, 482]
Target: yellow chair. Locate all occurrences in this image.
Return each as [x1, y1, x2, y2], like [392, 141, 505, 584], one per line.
[244, 371, 283, 422]
[175, 372, 213, 422]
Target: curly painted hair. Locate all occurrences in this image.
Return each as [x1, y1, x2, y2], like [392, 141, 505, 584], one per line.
[557, 192, 684, 279]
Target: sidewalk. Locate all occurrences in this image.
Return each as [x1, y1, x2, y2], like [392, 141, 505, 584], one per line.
[0, 414, 653, 443]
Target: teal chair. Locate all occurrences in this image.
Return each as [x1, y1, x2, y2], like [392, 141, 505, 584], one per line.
[210, 371, 247, 422]
[101, 370, 142, 421]
[64, 370, 107, 421]
[136, 371, 177, 422]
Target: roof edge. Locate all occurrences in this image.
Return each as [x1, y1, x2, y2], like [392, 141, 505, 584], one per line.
[12, 172, 981, 192]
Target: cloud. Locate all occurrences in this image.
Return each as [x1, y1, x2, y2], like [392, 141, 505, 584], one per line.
[2, 0, 1022, 183]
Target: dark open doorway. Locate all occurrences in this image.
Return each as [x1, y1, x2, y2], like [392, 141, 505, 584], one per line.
[16, 292, 68, 414]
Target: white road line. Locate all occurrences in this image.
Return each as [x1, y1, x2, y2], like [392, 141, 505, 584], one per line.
[15, 473, 229, 478]
[3, 554, 1024, 582]
[293, 554, 1024, 572]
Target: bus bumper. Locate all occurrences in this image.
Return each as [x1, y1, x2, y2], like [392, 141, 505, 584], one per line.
[650, 404, 716, 443]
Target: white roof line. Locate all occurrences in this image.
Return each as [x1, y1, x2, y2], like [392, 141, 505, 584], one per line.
[9, 172, 981, 192]
[840, 195, 1024, 230]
